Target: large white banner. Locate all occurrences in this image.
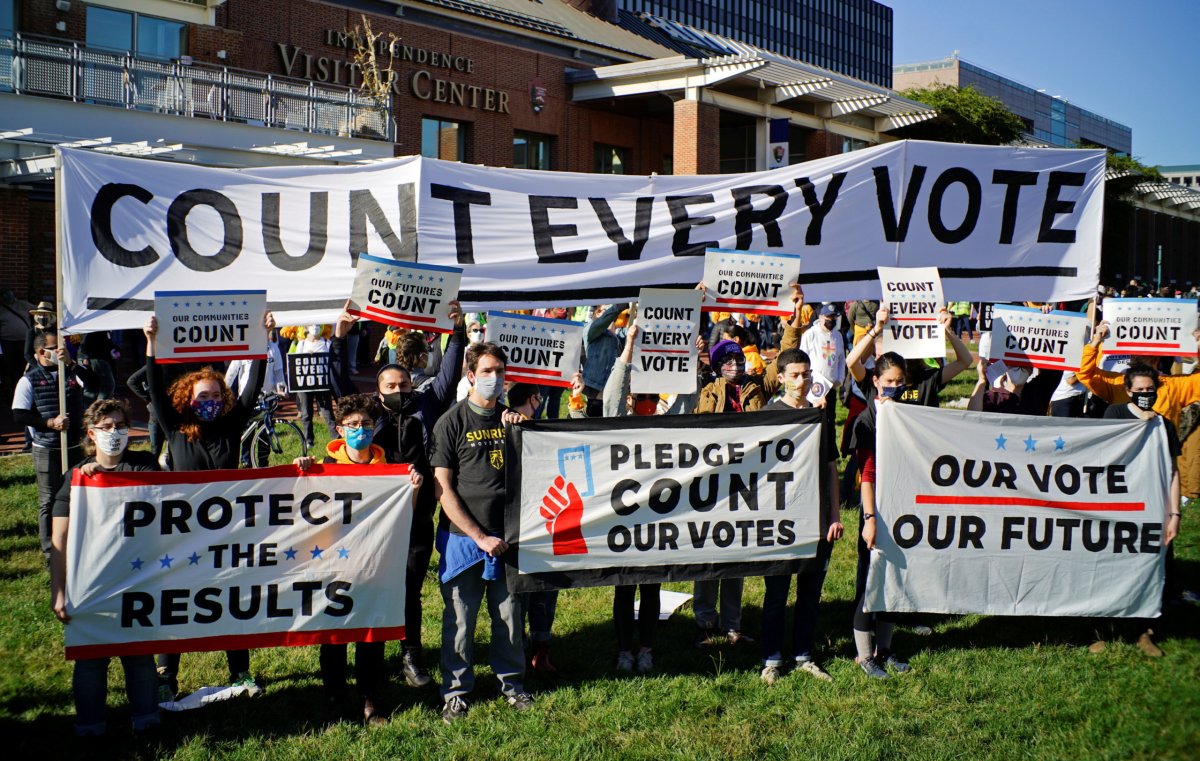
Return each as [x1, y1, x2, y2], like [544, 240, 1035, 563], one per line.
[59, 142, 1104, 332]
[64, 464, 413, 659]
[1101, 297, 1199, 358]
[505, 409, 827, 591]
[865, 403, 1170, 618]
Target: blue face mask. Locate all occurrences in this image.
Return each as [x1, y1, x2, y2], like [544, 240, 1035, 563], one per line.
[190, 398, 223, 422]
[343, 425, 374, 450]
[879, 384, 906, 400]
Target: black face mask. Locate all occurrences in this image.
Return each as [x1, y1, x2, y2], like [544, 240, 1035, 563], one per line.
[1131, 391, 1157, 411]
[381, 390, 416, 415]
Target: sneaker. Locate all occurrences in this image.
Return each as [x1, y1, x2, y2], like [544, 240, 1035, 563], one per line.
[857, 657, 889, 680]
[441, 695, 469, 724]
[909, 625, 933, 637]
[726, 630, 755, 645]
[694, 628, 718, 649]
[616, 651, 635, 672]
[362, 697, 387, 727]
[879, 652, 911, 674]
[1137, 630, 1164, 658]
[401, 648, 433, 688]
[1087, 640, 1107, 654]
[231, 671, 263, 697]
[795, 660, 833, 682]
[506, 692, 534, 711]
[635, 650, 653, 673]
[760, 664, 782, 685]
[531, 642, 557, 673]
[1181, 590, 1200, 604]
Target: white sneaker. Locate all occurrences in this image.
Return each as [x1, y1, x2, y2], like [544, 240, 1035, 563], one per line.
[616, 651, 635, 672]
[795, 660, 833, 682]
[635, 650, 653, 673]
[760, 664, 782, 685]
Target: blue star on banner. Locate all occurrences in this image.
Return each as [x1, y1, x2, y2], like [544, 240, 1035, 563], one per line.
[310, 545, 324, 559]
[995, 434, 1007, 451]
[284, 547, 298, 560]
[188, 552, 201, 566]
[173, 302, 180, 309]
[1054, 437, 1066, 452]
[160, 554, 174, 569]
[130, 557, 144, 571]
[337, 547, 350, 559]
[1024, 435, 1037, 453]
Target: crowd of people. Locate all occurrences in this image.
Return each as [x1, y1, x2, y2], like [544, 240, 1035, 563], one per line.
[6, 281, 1197, 736]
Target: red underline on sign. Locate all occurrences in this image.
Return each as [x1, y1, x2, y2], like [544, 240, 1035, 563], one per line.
[64, 626, 407, 660]
[158, 354, 266, 364]
[508, 374, 570, 388]
[507, 365, 560, 377]
[702, 306, 791, 317]
[361, 306, 436, 324]
[641, 349, 691, 355]
[347, 308, 450, 334]
[712, 297, 779, 307]
[175, 344, 249, 353]
[889, 317, 936, 322]
[1115, 342, 1178, 349]
[914, 494, 1145, 512]
[1003, 353, 1067, 363]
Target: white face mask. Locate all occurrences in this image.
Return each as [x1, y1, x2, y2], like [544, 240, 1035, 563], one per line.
[307, 325, 321, 337]
[472, 374, 503, 401]
[92, 427, 130, 456]
[468, 330, 484, 344]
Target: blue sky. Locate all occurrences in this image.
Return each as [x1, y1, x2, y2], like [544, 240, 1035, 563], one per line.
[891, 0, 1197, 167]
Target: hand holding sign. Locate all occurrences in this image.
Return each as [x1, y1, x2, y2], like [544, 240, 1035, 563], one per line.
[541, 475, 588, 556]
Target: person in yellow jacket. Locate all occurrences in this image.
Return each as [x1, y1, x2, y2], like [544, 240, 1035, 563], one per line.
[949, 301, 972, 341]
[1078, 322, 1200, 423]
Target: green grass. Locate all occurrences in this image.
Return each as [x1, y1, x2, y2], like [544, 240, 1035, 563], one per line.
[3, 377, 1199, 760]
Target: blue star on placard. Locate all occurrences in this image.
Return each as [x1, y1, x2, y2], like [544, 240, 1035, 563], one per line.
[284, 547, 297, 560]
[188, 552, 201, 565]
[995, 434, 1007, 450]
[1024, 435, 1037, 452]
[207, 301, 213, 307]
[160, 554, 174, 569]
[310, 545, 324, 559]
[219, 301, 225, 306]
[1054, 437, 1066, 451]
[130, 557, 144, 571]
[337, 547, 350, 559]
[173, 302, 180, 308]
[438, 277, 445, 283]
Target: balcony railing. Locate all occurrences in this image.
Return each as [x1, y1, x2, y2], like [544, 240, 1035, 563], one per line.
[0, 33, 394, 143]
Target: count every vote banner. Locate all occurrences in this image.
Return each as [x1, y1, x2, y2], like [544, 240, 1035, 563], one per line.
[63, 465, 413, 659]
[865, 403, 1170, 618]
[504, 409, 828, 592]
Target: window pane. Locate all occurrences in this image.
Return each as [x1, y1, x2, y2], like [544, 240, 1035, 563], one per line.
[422, 118, 464, 161]
[86, 7, 133, 52]
[0, 0, 15, 34]
[514, 132, 551, 170]
[137, 16, 187, 60]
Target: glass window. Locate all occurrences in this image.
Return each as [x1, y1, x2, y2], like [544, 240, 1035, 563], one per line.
[594, 144, 629, 175]
[86, 7, 186, 59]
[513, 132, 552, 170]
[422, 118, 467, 162]
[137, 16, 187, 60]
[0, 0, 16, 34]
[86, 6, 133, 52]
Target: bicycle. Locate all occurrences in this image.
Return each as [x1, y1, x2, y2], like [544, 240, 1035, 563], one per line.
[239, 392, 308, 468]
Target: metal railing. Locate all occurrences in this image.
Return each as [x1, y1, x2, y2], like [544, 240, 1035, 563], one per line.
[0, 33, 393, 142]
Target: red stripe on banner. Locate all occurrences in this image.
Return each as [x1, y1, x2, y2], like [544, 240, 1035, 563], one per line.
[641, 349, 691, 355]
[507, 365, 561, 377]
[175, 344, 250, 353]
[914, 494, 1145, 512]
[65, 626, 407, 660]
[508, 373, 571, 388]
[1115, 342, 1179, 349]
[73, 462, 411, 488]
[157, 354, 267, 364]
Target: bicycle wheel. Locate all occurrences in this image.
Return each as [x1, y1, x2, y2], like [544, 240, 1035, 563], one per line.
[249, 419, 309, 468]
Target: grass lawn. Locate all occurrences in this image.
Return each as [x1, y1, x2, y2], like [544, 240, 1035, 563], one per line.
[2, 373, 1199, 760]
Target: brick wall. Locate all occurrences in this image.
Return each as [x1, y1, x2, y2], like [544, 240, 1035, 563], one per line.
[0, 189, 30, 299]
[672, 98, 719, 175]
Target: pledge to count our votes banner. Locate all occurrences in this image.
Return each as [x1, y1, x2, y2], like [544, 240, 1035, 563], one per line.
[64, 465, 413, 659]
[486, 311, 584, 388]
[504, 409, 827, 593]
[702, 248, 802, 317]
[154, 290, 267, 364]
[631, 288, 702, 395]
[865, 404, 1169, 618]
[347, 254, 463, 333]
[988, 304, 1089, 370]
[1102, 298, 1198, 358]
[877, 266, 944, 359]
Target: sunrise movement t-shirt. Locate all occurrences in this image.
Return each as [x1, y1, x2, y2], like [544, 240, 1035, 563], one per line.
[430, 399, 508, 536]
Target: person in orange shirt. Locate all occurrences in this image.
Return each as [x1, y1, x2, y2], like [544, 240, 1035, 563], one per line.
[1077, 322, 1200, 423]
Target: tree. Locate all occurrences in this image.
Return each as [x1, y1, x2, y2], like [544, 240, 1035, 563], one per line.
[894, 84, 1026, 145]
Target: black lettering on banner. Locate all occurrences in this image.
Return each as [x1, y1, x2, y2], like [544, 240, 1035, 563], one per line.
[589, 197, 653, 260]
[873, 164, 927, 242]
[349, 188, 405, 265]
[294, 580, 323, 616]
[991, 169, 1038, 244]
[1038, 171, 1086, 243]
[927, 167, 982, 244]
[430, 184, 491, 264]
[194, 588, 222, 624]
[529, 196, 587, 263]
[732, 185, 788, 249]
[795, 172, 847, 245]
[167, 189, 242, 272]
[262, 191, 328, 271]
[229, 586, 262, 620]
[666, 195, 718, 256]
[121, 591, 154, 627]
[324, 581, 354, 616]
[91, 183, 160, 267]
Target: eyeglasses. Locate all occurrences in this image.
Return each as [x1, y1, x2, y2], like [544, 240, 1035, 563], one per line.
[340, 423, 374, 432]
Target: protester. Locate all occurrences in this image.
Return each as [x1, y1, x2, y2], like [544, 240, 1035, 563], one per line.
[583, 304, 629, 416]
[78, 330, 118, 401]
[800, 302, 847, 433]
[12, 331, 95, 563]
[294, 393, 424, 724]
[847, 298, 879, 345]
[759, 348, 843, 685]
[949, 301, 972, 341]
[431, 341, 533, 722]
[49, 398, 161, 737]
[287, 324, 336, 447]
[1, 290, 34, 392]
[1078, 322, 1200, 426]
[143, 312, 274, 700]
[967, 362, 1062, 416]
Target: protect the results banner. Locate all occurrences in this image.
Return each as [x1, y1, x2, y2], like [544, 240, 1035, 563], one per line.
[64, 464, 413, 659]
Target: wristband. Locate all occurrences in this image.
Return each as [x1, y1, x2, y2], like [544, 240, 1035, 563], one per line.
[1169, 512, 1182, 518]
[863, 514, 876, 520]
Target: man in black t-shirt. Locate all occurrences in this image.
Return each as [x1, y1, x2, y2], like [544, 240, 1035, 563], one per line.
[430, 342, 532, 723]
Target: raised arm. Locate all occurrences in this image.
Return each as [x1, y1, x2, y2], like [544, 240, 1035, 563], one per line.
[847, 306, 888, 383]
[940, 308, 974, 384]
[427, 301, 466, 411]
[603, 323, 637, 418]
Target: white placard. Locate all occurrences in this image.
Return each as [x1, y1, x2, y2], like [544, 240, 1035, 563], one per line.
[702, 248, 802, 317]
[631, 288, 702, 395]
[877, 266, 944, 359]
[1101, 298, 1198, 357]
[989, 305, 1089, 370]
[347, 254, 462, 333]
[154, 290, 266, 364]
[486, 312, 584, 388]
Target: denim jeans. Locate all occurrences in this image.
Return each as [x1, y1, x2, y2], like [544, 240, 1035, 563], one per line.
[34, 445, 82, 561]
[440, 562, 525, 700]
[73, 655, 160, 735]
[693, 577, 744, 632]
[761, 540, 832, 666]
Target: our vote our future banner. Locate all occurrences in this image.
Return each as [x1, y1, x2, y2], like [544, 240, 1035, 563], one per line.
[702, 248, 802, 317]
[63, 465, 414, 659]
[877, 266, 944, 359]
[347, 254, 462, 333]
[486, 311, 584, 388]
[631, 288, 702, 395]
[988, 304, 1089, 370]
[1101, 298, 1199, 358]
[504, 409, 827, 592]
[153, 290, 267, 364]
[865, 403, 1169, 618]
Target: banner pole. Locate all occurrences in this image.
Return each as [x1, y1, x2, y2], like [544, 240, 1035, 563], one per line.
[54, 148, 68, 473]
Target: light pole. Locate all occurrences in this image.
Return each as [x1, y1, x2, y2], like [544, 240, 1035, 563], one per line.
[1157, 245, 1163, 291]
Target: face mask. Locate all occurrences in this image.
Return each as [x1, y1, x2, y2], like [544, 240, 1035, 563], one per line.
[721, 361, 745, 382]
[92, 427, 129, 456]
[468, 330, 484, 345]
[382, 390, 415, 415]
[307, 325, 321, 336]
[784, 378, 807, 399]
[821, 317, 836, 330]
[880, 384, 905, 400]
[473, 374, 503, 401]
[1131, 391, 1157, 411]
[191, 398, 223, 422]
[633, 399, 658, 416]
[343, 425, 374, 450]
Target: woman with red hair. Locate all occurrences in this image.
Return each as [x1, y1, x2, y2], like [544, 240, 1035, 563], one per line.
[142, 311, 275, 701]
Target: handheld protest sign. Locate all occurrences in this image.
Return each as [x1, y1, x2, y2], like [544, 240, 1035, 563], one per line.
[631, 288, 701, 395]
[877, 267, 944, 359]
[807, 371, 833, 405]
[702, 248, 801, 317]
[989, 305, 1088, 370]
[286, 352, 331, 393]
[486, 311, 584, 388]
[347, 254, 462, 333]
[154, 290, 267, 364]
[1101, 298, 1198, 357]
